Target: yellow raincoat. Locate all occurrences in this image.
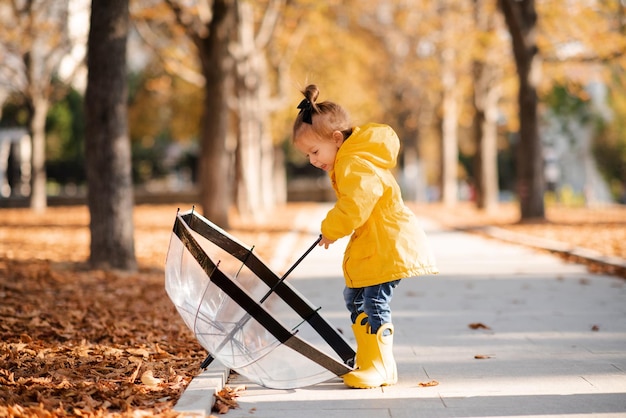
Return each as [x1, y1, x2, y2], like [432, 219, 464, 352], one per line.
[321, 123, 439, 288]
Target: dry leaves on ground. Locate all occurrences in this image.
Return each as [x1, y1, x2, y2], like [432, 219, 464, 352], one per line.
[0, 258, 205, 417]
[0, 203, 305, 418]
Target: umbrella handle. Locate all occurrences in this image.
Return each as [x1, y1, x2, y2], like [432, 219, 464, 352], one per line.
[260, 234, 322, 303]
[279, 234, 322, 281]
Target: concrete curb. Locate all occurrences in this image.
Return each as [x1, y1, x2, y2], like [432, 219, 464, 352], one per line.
[471, 225, 626, 276]
[173, 360, 230, 417]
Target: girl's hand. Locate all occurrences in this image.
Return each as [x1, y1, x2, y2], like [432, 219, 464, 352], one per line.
[319, 235, 335, 249]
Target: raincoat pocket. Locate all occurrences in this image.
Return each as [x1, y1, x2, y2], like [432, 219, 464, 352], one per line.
[343, 223, 383, 285]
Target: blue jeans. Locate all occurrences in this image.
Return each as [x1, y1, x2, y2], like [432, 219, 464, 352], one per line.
[343, 280, 401, 334]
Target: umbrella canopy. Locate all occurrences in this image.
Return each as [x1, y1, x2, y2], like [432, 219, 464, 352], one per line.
[165, 209, 354, 389]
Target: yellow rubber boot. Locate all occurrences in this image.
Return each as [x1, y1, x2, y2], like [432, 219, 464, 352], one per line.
[351, 312, 369, 368]
[343, 323, 397, 388]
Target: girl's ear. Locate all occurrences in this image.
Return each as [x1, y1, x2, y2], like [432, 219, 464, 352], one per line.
[332, 130, 344, 148]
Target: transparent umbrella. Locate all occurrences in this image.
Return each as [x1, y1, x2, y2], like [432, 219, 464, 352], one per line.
[165, 209, 354, 389]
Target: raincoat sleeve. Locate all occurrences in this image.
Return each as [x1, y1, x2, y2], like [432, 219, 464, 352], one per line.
[321, 158, 383, 240]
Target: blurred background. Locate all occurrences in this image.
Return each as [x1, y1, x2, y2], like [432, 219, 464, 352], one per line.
[0, 0, 624, 222]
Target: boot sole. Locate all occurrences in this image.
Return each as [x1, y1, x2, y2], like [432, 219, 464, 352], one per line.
[343, 376, 397, 389]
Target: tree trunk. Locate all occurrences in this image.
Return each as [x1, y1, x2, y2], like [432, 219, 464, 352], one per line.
[29, 95, 48, 212]
[441, 48, 459, 207]
[392, 90, 426, 203]
[473, 96, 499, 211]
[499, 0, 545, 220]
[473, 95, 499, 212]
[16, 0, 72, 212]
[85, 0, 136, 271]
[472, 0, 501, 212]
[233, 0, 276, 221]
[273, 143, 286, 204]
[195, 0, 234, 228]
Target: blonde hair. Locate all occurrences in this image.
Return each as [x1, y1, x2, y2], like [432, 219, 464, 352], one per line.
[292, 84, 352, 143]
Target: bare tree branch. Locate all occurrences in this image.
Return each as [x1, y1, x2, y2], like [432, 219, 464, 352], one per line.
[132, 18, 205, 87]
[164, 0, 208, 41]
[255, 0, 284, 50]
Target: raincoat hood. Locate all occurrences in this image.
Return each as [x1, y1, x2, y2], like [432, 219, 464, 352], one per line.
[337, 124, 399, 171]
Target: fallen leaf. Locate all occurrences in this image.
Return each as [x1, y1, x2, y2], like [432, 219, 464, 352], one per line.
[140, 370, 162, 386]
[127, 347, 151, 358]
[474, 354, 493, 359]
[418, 380, 439, 387]
[212, 385, 245, 414]
[468, 322, 491, 330]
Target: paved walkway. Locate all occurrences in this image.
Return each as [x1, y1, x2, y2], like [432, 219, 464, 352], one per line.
[175, 204, 626, 418]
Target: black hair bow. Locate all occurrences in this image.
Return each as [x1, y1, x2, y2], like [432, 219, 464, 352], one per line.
[297, 99, 313, 125]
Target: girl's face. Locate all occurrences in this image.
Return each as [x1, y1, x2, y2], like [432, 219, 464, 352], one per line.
[294, 130, 344, 172]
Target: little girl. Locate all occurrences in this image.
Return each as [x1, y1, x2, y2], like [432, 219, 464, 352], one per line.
[292, 84, 438, 388]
